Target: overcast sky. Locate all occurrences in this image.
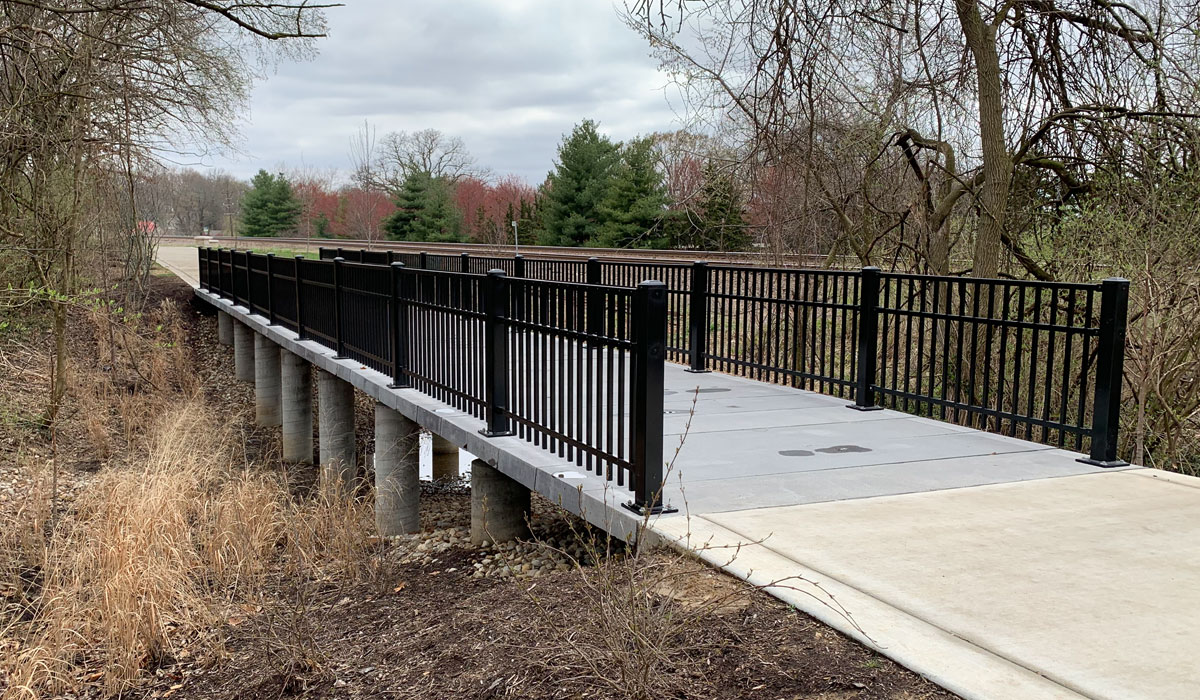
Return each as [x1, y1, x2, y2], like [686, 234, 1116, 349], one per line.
[203, 0, 683, 185]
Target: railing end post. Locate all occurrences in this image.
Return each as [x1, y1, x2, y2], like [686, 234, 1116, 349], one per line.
[629, 279, 673, 514]
[1080, 276, 1130, 467]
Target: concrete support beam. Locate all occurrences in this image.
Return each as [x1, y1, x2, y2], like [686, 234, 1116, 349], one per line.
[431, 434, 460, 482]
[470, 459, 531, 545]
[233, 321, 255, 382]
[253, 333, 281, 426]
[281, 350, 313, 464]
[217, 311, 233, 345]
[374, 404, 421, 536]
[318, 369, 356, 491]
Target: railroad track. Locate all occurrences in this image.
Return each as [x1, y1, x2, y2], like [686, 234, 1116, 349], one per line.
[179, 235, 845, 268]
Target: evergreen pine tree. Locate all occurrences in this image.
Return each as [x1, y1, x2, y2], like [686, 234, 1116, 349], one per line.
[241, 170, 301, 237]
[697, 163, 751, 251]
[382, 172, 464, 242]
[595, 137, 670, 248]
[540, 120, 620, 246]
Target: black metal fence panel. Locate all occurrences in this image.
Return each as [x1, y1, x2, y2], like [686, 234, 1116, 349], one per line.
[201, 248, 671, 506]
[400, 268, 487, 418]
[208, 246, 1130, 466]
[872, 274, 1102, 451]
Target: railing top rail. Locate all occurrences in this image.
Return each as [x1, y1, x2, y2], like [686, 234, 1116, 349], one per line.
[879, 271, 1103, 290]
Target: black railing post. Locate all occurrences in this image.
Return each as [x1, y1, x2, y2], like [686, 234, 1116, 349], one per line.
[512, 254, 525, 279]
[686, 261, 711, 373]
[333, 257, 347, 359]
[265, 253, 277, 325]
[850, 267, 884, 411]
[1081, 277, 1130, 467]
[243, 251, 253, 310]
[480, 269, 515, 437]
[223, 248, 232, 299]
[386, 250, 395, 265]
[625, 280, 675, 515]
[586, 256, 601, 337]
[419, 252, 428, 270]
[197, 248, 207, 290]
[318, 246, 330, 260]
[461, 252, 470, 272]
[389, 262, 410, 389]
[294, 256, 307, 340]
[336, 247, 345, 260]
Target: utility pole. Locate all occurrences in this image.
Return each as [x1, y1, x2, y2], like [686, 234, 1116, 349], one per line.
[511, 220, 519, 255]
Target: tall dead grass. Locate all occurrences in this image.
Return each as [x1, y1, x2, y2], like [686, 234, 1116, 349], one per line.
[1, 302, 382, 699]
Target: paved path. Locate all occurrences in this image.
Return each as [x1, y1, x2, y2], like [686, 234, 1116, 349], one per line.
[159, 243, 1200, 700]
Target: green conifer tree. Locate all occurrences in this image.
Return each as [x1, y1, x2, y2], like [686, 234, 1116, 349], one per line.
[697, 163, 751, 251]
[241, 170, 301, 237]
[540, 120, 620, 246]
[383, 172, 463, 242]
[595, 137, 670, 248]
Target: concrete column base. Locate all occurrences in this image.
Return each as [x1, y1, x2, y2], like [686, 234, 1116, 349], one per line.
[217, 311, 233, 345]
[431, 433, 459, 482]
[470, 460, 530, 545]
[374, 404, 420, 536]
[318, 369, 356, 491]
[233, 321, 255, 382]
[253, 333, 281, 427]
[281, 350, 313, 464]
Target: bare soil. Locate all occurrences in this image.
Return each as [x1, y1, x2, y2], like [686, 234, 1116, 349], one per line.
[1, 272, 957, 700]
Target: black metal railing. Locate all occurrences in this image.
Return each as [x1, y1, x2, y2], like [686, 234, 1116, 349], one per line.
[303, 245, 1131, 465]
[199, 247, 673, 510]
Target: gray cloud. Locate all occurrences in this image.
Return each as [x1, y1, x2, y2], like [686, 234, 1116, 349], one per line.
[202, 0, 681, 184]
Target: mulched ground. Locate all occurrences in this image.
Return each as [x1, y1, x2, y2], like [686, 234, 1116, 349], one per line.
[4, 272, 958, 700]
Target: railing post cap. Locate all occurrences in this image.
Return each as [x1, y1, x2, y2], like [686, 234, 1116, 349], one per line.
[588, 256, 600, 262]
[333, 256, 345, 262]
[638, 279, 667, 289]
[488, 268, 507, 276]
[693, 260, 708, 267]
[1102, 277, 1130, 285]
[294, 254, 304, 260]
[390, 261, 406, 269]
[862, 266, 882, 273]
[266, 252, 275, 258]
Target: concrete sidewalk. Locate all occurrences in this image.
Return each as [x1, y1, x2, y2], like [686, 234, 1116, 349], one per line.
[656, 468, 1200, 700]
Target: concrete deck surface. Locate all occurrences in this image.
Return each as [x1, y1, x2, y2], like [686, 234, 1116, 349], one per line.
[160, 244, 1200, 700]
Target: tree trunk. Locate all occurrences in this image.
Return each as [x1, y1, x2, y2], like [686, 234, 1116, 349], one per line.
[956, 0, 1011, 279]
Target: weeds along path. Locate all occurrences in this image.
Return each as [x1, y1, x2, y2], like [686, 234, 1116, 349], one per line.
[0, 274, 956, 700]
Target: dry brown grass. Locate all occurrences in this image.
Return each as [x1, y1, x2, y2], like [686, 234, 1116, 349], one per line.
[0, 301, 383, 700]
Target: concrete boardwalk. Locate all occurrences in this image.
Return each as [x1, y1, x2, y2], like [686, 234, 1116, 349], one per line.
[159, 244, 1200, 700]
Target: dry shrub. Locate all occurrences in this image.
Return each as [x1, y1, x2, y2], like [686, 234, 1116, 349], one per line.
[0, 398, 381, 699]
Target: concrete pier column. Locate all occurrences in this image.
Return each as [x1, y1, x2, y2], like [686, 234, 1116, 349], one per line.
[217, 311, 233, 345]
[253, 334, 281, 426]
[281, 350, 313, 464]
[317, 369, 356, 491]
[431, 434, 460, 482]
[470, 460, 530, 545]
[374, 404, 420, 536]
[233, 321, 255, 382]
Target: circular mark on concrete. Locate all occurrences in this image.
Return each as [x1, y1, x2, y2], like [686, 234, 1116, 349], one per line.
[778, 449, 815, 457]
[816, 445, 871, 454]
[693, 387, 731, 394]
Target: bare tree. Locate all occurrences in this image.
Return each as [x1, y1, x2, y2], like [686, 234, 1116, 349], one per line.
[0, 0, 331, 425]
[355, 126, 486, 195]
[628, 0, 1200, 277]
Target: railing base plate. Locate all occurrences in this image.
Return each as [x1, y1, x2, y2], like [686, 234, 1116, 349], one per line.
[387, 382, 412, 390]
[846, 403, 885, 412]
[1077, 457, 1130, 468]
[684, 368, 711, 374]
[478, 429, 516, 438]
[622, 501, 679, 516]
